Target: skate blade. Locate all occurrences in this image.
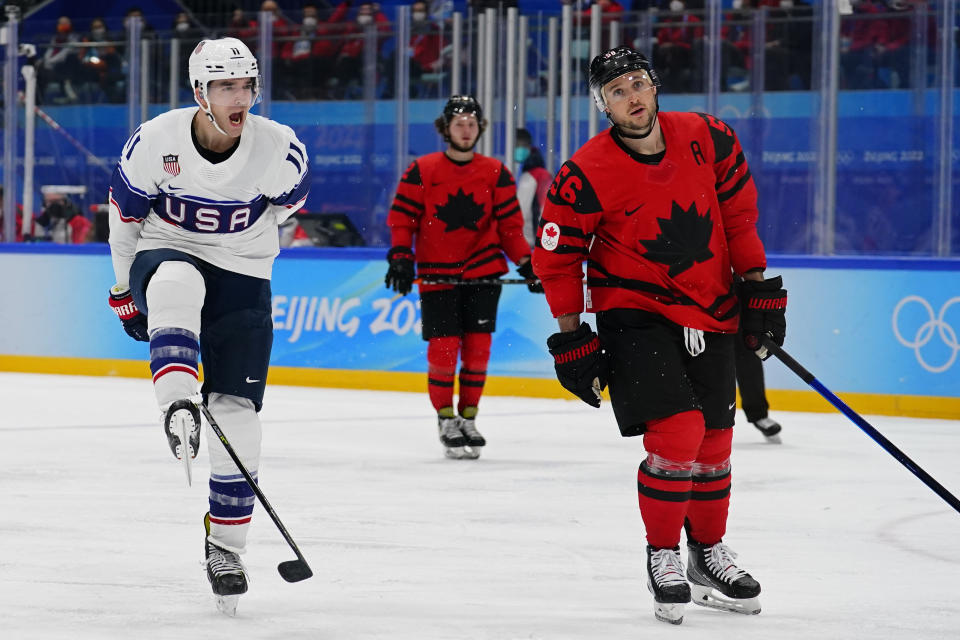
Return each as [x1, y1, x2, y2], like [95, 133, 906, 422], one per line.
[444, 446, 469, 459]
[764, 433, 782, 444]
[690, 584, 760, 615]
[462, 445, 482, 459]
[215, 594, 240, 616]
[654, 602, 685, 625]
[178, 419, 193, 486]
[647, 581, 687, 624]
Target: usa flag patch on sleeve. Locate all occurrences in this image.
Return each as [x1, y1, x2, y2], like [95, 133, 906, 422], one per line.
[541, 222, 560, 251]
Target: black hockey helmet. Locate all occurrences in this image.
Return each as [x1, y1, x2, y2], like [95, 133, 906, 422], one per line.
[588, 46, 660, 112]
[441, 95, 483, 124]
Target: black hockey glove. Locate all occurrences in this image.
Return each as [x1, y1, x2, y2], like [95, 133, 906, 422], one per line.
[739, 275, 787, 359]
[516, 260, 544, 294]
[547, 322, 607, 408]
[108, 285, 149, 342]
[385, 246, 415, 296]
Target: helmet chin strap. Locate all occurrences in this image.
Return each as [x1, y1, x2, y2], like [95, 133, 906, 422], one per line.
[195, 85, 230, 137]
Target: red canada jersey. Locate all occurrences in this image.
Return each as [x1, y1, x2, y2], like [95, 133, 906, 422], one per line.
[388, 151, 531, 291]
[533, 111, 767, 333]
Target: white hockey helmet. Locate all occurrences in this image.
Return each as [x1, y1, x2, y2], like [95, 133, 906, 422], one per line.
[188, 38, 261, 132]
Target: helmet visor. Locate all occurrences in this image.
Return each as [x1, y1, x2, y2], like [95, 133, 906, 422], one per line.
[204, 76, 260, 107]
[602, 72, 656, 107]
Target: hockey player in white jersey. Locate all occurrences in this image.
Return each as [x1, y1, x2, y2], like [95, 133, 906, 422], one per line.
[106, 37, 310, 616]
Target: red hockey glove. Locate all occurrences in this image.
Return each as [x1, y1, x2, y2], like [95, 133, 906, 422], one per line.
[547, 322, 607, 408]
[385, 246, 415, 296]
[739, 275, 787, 360]
[109, 285, 149, 342]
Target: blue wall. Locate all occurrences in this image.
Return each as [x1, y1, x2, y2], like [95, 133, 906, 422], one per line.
[1, 245, 958, 399]
[2, 91, 959, 254]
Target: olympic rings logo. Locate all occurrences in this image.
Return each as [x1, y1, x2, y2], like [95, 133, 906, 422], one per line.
[892, 296, 960, 373]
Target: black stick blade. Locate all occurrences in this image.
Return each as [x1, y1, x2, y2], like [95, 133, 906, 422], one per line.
[278, 559, 313, 583]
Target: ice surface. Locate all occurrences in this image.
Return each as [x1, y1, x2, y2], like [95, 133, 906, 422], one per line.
[3, 372, 959, 639]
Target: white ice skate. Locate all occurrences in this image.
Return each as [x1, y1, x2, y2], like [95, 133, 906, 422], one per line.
[438, 412, 468, 459]
[686, 540, 761, 615]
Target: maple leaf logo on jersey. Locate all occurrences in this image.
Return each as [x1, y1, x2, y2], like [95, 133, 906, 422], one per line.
[639, 201, 714, 277]
[434, 188, 484, 232]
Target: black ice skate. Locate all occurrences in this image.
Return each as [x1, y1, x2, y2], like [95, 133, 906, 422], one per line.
[163, 399, 202, 485]
[646, 545, 691, 625]
[204, 513, 248, 616]
[438, 409, 468, 459]
[458, 407, 485, 459]
[752, 417, 782, 444]
[686, 540, 761, 615]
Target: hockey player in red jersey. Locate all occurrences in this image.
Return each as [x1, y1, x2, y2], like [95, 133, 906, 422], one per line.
[533, 47, 787, 624]
[385, 95, 543, 459]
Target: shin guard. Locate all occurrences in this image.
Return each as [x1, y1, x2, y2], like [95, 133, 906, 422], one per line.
[206, 393, 262, 554]
[146, 261, 205, 408]
[685, 427, 734, 545]
[638, 410, 705, 548]
[427, 336, 460, 412]
[457, 332, 491, 414]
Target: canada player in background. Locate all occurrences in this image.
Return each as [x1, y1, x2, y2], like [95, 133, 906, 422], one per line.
[385, 96, 544, 459]
[106, 38, 309, 615]
[533, 47, 787, 625]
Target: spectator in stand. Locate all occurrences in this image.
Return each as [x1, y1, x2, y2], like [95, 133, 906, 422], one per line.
[40, 16, 82, 104]
[514, 128, 552, 248]
[225, 8, 258, 43]
[282, 4, 324, 99]
[334, 1, 390, 97]
[260, 0, 293, 58]
[409, 1, 448, 97]
[172, 12, 204, 40]
[873, 0, 914, 88]
[78, 17, 124, 103]
[765, 0, 813, 90]
[841, 0, 889, 89]
[651, 1, 702, 92]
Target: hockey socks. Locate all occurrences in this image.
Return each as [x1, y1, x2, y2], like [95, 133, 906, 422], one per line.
[427, 336, 459, 412]
[638, 410, 704, 548]
[686, 428, 733, 545]
[457, 332, 491, 413]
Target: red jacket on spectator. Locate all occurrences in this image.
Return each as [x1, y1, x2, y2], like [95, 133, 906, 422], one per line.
[339, 9, 390, 60]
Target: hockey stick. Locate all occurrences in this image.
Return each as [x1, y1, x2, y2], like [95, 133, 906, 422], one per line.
[759, 335, 960, 515]
[415, 277, 537, 285]
[197, 402, 314, 582]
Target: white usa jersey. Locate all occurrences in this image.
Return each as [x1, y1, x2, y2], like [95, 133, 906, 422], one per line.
[107, 107, 310, 286]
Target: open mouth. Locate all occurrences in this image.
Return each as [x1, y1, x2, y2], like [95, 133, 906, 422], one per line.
[630, 106, 645, 117]
[228, 111, 244, 127]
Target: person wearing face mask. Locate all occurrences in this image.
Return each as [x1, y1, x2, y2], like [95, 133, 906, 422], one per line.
[407, 0, 448, 97]
[514, 128, 552, 248]
[279, 4, 324, 99]
[334, 1, 390, 96]
[40, 16, 82, 103]
[78, 17, 123, 102]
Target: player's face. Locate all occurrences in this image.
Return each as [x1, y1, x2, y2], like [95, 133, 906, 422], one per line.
[603, 71, 657, 136]
[447, 114, 480, 152]
[204, 77, 257, 136]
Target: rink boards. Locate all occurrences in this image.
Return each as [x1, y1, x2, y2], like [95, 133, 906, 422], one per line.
[0, 245, 958, 419]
